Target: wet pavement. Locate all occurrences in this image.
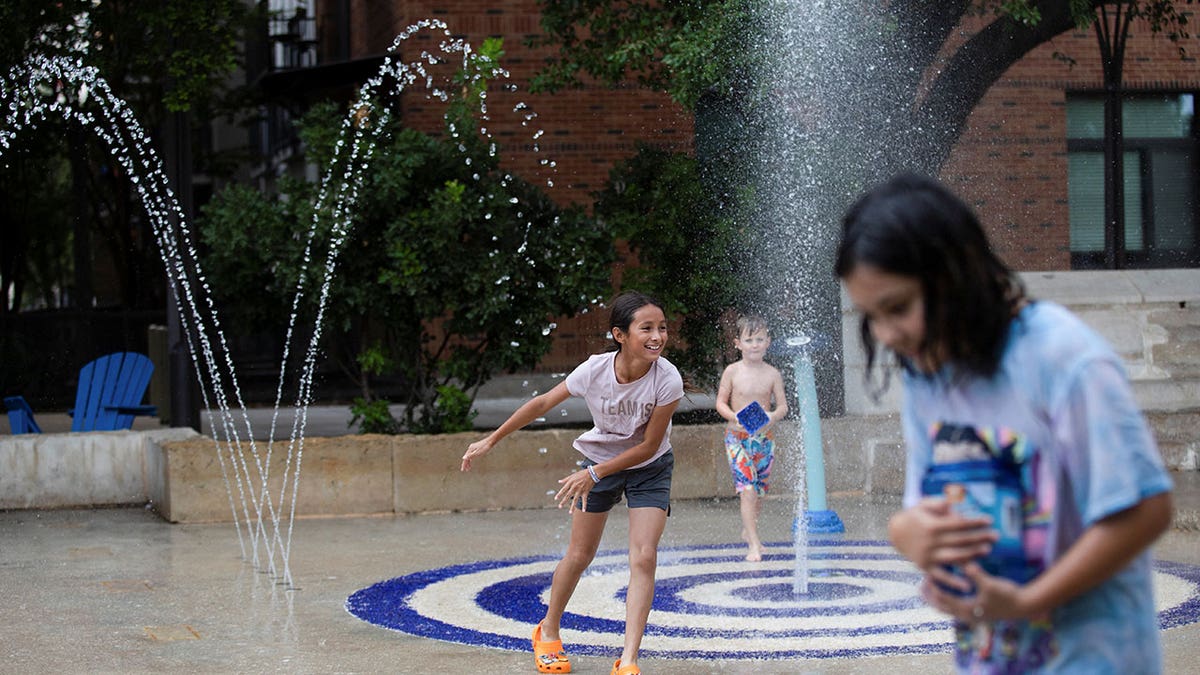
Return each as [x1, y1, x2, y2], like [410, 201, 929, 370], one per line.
[3, 477, 1199, 674]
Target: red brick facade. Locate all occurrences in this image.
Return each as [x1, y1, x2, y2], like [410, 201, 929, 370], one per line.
[945, 17, 1199, 270]
[343, 1, 692, 209]
[328, 5, 1199, 369]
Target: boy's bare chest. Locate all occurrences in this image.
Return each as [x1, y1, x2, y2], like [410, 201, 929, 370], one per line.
[731, 364, 775, 398]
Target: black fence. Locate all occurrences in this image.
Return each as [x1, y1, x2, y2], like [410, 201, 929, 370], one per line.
[1, 309, 165, 409]
[0, 309, 371, 413]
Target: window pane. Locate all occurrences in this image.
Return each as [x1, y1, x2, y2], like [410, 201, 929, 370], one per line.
[1066, 94, 1193, 139]
[1151, 150, 1197, 250]
[1066, 98, 1104, 139]
[1069, 152, 1104, 250]
[1124, 152, 1144, 251]
[1124, 96, 1191, 138]
[1068, 151, 1143, 251]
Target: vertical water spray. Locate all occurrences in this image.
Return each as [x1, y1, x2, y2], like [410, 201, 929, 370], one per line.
[1, 52, 264, 563]
[744, 0, 897, 593]
[217, 19, 565, 586]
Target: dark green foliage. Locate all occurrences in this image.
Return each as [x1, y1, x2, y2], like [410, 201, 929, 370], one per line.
[0, 0, 255, 117]
[595, 145, 748, 388]
[0, 126, 73, 312]
[0, 0, 258, 313]
[199, 47, 614, 434]
[531, 0, 760, 109]
[409, 384, 478, 435]
[348, 397, 400, 435]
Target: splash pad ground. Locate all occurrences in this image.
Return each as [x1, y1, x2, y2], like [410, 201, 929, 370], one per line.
[3, 482, 1200, 673]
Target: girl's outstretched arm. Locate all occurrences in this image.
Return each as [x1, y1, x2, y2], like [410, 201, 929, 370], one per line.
[461, 381, 571, 471]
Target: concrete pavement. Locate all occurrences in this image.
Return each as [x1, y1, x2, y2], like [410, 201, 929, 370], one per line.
[2, 479, 1199, 673]
[4, 373, 1199, 673]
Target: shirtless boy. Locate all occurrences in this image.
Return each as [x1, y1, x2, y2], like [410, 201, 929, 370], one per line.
[715, 315, 789, 561]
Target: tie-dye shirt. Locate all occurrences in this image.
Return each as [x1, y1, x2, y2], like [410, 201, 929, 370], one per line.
[900, 301, 1172, 674]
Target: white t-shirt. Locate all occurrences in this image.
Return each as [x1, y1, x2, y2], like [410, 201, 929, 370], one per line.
[564, 351, 684, 468]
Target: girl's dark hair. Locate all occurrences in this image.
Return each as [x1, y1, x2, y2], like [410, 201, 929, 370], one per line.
[608, 290, 665, 352]
[834, 173, 1025, 381]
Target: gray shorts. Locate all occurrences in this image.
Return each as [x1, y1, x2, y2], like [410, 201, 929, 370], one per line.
[578, 451, 673, 514]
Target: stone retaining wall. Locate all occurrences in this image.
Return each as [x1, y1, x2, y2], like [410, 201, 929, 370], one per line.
[0, 428, 199, 510]
[3, 270, 1197, 521]
[152, 425, 737, 523]
[2, 410, 1192, 522]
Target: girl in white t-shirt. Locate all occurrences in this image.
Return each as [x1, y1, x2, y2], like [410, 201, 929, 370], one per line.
[462, 291, 685, 675]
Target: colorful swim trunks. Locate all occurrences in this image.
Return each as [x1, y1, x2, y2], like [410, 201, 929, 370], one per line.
[725, 427, 774, 496]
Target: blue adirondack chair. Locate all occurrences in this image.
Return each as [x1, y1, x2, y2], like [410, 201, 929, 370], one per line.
[68, 352, 158, 432]
[4, 395, 42, 434]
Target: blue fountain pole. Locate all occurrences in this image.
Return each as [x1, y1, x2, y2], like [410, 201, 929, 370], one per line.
[788, 335, 845, 534]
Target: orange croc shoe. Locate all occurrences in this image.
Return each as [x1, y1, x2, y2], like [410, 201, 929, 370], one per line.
[532, 622, 571, 673]
[610, 659, 641, 675]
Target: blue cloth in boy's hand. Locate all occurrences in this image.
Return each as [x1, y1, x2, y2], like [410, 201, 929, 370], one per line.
[736, 401, 770, 436]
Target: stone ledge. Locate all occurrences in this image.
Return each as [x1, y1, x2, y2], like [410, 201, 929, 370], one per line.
[0, 427, 199, 510]
[154, 425, 740, 523]
[4, 412, 1195, 523]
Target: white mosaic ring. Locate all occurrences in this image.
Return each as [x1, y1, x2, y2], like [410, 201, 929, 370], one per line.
[346, 540, 1200, 660]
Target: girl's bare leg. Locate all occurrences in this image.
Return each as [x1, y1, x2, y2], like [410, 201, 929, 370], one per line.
[538, 509, 609, 641]
[618, 506, 668, 667]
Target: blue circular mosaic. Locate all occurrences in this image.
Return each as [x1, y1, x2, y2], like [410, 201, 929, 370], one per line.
[345, 540, 1200, 660]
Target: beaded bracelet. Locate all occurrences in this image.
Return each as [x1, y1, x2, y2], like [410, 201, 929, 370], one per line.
[587, 465, 601, 483]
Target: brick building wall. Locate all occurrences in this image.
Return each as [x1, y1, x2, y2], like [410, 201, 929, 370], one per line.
[943, 17, 1200, 270]
[334, 2, 690, 370]
[343, 1, 692, 208]
[323, 5, 1199, 370]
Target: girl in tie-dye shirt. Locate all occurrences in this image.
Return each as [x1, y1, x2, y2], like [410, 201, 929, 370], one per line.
[835, 174, 1174, 674]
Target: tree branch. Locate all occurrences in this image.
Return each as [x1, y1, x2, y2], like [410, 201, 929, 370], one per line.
[913, 0, 1084, 172]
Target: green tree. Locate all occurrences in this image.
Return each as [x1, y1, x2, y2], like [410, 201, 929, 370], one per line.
[199, 43, 614, 434]
[595, 145, 748, 387]
[532, 0, 1193, 411]
[532, 1, 1192, 175]
[0, 0, 257, 312]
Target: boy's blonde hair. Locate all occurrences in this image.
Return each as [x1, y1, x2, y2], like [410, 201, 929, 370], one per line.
[735, 314, 769, 338]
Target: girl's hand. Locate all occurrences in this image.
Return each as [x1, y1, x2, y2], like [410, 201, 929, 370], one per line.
[554, 469, 595, 513]
[461, 438, 493, 472]
[889, 498, 998, 570]
[920, 563, 1030, 624]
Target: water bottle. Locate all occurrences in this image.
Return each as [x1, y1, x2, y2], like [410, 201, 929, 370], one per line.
[921, 458, 1030, 593]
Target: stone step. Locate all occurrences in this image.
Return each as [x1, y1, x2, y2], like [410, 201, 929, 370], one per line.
[1132, 377, 1200, 414]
